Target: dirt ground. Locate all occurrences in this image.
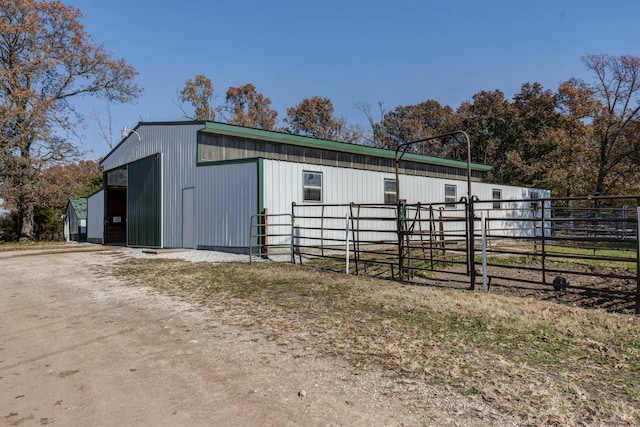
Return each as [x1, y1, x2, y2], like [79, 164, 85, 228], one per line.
[0, 246, 493, 427]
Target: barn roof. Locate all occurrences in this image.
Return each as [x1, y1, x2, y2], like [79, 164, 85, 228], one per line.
[101, 121, 493, 172]
[68, 198, 87, 220]
[200, 121, 493, 172]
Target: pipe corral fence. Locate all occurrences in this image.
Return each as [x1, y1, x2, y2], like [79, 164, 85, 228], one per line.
[251, 195, 640, 314]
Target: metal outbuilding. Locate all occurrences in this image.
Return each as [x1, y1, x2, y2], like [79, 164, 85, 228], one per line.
[96, 121, 549, 252]
[64, 198, 87, 242]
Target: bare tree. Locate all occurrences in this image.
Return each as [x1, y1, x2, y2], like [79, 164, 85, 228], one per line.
[559, 54, 640, 194]
[91, 104, 115, 149]
[356, 101, 386, 147]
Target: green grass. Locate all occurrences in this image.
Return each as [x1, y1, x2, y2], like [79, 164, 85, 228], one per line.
[484, 244, 638, 273]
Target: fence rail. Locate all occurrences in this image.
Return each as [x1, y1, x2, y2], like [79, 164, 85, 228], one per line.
[284, 195, 640, 314]
[249, 211, 294, 264]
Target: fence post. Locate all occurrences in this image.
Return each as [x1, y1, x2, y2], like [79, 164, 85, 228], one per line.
[636, 203, 640, 315]
[261, 208, 268, 259]
[482, 213, 488, 292]
[468, 198, 476, 290]
[290, 213, 295, 264]
[397, 200, 404, 280]
[349, 203, 360, 275]
[291, 202, 300, 264]
[321, 205, 325, 257]
[345, 211, 350, 274]
[541, 201, 546, 285]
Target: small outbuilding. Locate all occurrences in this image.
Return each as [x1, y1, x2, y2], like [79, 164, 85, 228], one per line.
[93, 121, 549, 252]
[64, 198, 87, 242]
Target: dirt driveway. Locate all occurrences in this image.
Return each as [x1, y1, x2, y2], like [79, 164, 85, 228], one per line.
[0, 246, 439, 426]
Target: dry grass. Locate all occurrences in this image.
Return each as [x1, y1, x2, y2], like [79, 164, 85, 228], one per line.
[109, 257, 640, 426]
[0, 241, 68, 251]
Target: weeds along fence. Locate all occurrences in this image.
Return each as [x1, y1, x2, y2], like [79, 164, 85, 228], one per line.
[288, 195, 640, 314]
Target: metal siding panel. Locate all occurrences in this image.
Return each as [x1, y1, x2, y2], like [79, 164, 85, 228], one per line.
[264, 160, 551, 214]
[127, 154, 161, 247]
[195, 162, 257, 249]
[262, 160, 555, 248]
[101, 123, 202, 248]
[87, 190, 104, 242]
[182, 188, 195, 248]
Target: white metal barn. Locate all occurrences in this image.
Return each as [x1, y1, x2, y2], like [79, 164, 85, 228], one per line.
[87, 189, 104, 244]
[96, 121, 549, 252]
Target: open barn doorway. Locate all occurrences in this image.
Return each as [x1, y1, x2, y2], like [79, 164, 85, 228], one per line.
[104, 167, 127, 245]
[103, 154, 162, 247]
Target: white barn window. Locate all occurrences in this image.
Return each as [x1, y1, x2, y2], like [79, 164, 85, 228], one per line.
[303, 171, 322, 202]
[492, 189, 502, 209]
[384, 179, 397, 204]
[445, 184, 457, 208]
[530, 190, 540, 208]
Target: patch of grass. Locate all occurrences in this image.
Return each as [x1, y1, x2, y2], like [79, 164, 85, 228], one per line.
[0, 241, 67, 252]
[490, 244, 639, 273]
[108, 256, 640, 425]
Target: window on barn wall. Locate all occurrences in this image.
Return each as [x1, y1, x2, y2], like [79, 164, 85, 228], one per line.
[445, 184, 457, 208]
[492, 189, 502, 209]
[107, 167, 127, 186]
[529, 190, 540, 208]
[303, 171, 323, 202]
[384, 179, 397, 204]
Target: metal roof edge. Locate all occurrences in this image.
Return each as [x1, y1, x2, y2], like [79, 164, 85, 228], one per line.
[201, 122, 493, 171]
[68, 198, 88, 219]
[100, 121, 207, 167]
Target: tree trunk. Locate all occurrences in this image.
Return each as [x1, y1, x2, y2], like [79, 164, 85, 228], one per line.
[595, 135, 609, 195]
[595, 153, 607, 195]
[19, 202, 35, 241]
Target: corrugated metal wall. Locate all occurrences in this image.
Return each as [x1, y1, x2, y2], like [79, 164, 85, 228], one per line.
[263, 160, 392, 213]
[101, 123, 204, 247]
[195, 162, 258, 250]
[65, 204, 79, 235]
[263, 160, 552, 247]
[263, 159, 550, 215]
[87, 190, 104, 243]
[127, 154, 162, 247]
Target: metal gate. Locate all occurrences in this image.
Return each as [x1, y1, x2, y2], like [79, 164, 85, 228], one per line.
[290, 195, 640, 313]
[249, 211, 294, 264]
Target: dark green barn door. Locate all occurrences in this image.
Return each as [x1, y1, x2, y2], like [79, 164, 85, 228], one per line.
[127, 154, 162, 247]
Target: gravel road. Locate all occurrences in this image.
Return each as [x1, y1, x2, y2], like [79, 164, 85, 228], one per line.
[0, 245, 428, 426]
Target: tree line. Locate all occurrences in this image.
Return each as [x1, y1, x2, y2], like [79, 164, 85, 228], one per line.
[180, 53, 640, 200]
[1, 1, 639, 241]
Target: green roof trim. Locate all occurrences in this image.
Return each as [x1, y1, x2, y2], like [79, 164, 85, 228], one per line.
[202, 121, 493, 172]
[69, 198, 87, 220]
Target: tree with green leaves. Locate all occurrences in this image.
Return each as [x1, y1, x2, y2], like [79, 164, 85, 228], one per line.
[0, 0, 141, 240]
[499, 82, 561, 188]
[373, 100, 454, 155]
[225, 83, 278, 130]
[453, 89, 515, 167]
[447, 84, 565, 191]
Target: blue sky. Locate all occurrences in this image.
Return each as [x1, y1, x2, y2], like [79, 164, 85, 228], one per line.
[64, 0, 640, 159]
